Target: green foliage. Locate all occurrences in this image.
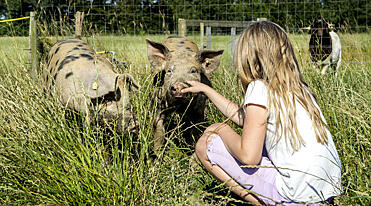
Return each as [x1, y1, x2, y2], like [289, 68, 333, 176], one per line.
[0, 34, 370, 205]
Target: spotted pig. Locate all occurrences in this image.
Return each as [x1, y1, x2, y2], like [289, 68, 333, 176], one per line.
[146, 36, 223, 151]
[44, 38, 139, 133]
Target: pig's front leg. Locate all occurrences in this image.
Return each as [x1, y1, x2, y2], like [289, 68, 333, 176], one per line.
[153, 113, 166, 155]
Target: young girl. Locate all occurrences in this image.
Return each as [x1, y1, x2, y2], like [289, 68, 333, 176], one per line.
[181, 21, 342, 205]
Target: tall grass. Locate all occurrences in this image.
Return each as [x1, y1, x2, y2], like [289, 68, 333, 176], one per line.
[0, 33, 369, 205]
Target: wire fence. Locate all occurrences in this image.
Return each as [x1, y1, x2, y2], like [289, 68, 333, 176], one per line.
[46, 0, 369, 35]
[0, 1, 369, 65]
[0, 0, 369, 36]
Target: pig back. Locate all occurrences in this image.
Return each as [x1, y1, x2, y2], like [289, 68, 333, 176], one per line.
[44, 38, 119, 112]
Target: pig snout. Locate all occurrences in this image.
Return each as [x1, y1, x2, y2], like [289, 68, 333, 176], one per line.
[170, 83, 188, 98]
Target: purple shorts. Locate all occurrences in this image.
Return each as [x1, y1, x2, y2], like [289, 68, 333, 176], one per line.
[206, 135, 321, 206]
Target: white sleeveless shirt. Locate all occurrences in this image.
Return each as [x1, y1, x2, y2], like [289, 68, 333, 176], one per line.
[243, 80, 342, 203]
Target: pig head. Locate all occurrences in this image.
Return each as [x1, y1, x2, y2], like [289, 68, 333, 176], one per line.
[146, 36, 223, 151]
[44, 38, 140, 134]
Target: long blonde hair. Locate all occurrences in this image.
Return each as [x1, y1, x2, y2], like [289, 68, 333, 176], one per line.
[235, 21, 328, 150]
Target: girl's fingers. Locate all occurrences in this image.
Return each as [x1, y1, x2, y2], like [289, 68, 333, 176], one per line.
[186, 80, 199, 86]
[182, 87, 198, 94]
[182, 81, 207, 93]
[181, 88, 190, 93]
[182, 87, 199, 93]
[182, 81, 198, 93]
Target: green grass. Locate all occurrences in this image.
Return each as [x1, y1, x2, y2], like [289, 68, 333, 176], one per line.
[0, 33, 369, 205]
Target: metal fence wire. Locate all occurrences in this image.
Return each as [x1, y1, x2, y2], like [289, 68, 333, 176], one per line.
[1, 0, 369, 36]
[0, 1, 369, 65]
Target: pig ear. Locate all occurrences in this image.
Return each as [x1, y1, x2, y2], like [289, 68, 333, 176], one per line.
[146, 38, 169, 73]
[85, 73, 118, 99]
[117, 74, 140, 92]
[197, 50, 224, 75]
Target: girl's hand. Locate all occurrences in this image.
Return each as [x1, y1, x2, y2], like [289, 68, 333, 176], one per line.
[181, 81, 210, 94]
[183, 80, 242, 125]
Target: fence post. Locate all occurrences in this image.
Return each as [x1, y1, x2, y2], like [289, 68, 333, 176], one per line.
[230, 27, 236, 66]
[200, 22, 204, 49]
[75, 11, 84, 37]
[178, 18, 186, 37]
[206, 26, 211, 49]
[29, 11, 38, 76]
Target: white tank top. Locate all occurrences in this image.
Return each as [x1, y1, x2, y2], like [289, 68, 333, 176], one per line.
[244, 80, 342, 203]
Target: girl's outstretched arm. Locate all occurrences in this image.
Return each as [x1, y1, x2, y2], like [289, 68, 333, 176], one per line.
[182, 80, 244, 126]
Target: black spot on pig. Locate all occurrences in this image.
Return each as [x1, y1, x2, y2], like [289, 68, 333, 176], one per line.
[65, 55, 79, 62]
[56, 55, 78, 72]
[55, 47, 60, 54]
[80, 53, 94, 60]
[46, 57, 51, 68]
[185, 47, 192, 51]
[52, 73, 58, 85]
[65, 72, 73, 79]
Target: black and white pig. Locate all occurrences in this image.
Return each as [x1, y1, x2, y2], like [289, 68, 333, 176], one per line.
[309, 17, 342, 75]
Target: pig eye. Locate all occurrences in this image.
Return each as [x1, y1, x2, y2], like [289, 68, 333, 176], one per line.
[166, 66, 174, 74]
[190, 67, 198, 74]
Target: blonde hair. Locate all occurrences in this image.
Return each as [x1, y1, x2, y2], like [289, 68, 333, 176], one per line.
[235, 21, 328, 150]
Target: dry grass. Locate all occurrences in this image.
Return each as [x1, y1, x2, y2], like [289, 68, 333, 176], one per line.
[0, 33, 369, 205]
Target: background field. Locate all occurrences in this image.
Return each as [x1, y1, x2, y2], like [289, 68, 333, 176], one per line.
[1, 0, 369, 36]
[0, 32, 370, 205]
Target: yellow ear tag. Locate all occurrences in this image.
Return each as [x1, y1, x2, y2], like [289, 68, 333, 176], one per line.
[205, 58, 211, 66]
[92, 81, 98, 90]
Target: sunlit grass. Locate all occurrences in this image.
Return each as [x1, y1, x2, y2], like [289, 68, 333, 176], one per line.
[0, 33, 369, 205]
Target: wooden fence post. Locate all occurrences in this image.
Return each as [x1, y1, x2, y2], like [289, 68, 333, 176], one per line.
[75, 11, 84, 37]
[206, 26, 211, 49]
[29, 11, 38, 76]
[200, 22, 204, 49]
[230, 27, 236, 66]
[178, 18, 186, 37]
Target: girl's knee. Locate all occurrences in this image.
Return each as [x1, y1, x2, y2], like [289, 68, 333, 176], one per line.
[196, 123, 229, 163]
[204, 123, 232, 138]
[195, 133, 209, 160]
[205, 123, 229, 134]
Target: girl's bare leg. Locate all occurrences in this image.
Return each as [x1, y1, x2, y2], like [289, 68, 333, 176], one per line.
[195, 123, 265, 205]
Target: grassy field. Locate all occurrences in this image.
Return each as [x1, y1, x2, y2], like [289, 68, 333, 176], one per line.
[0, 33, 369, 205]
